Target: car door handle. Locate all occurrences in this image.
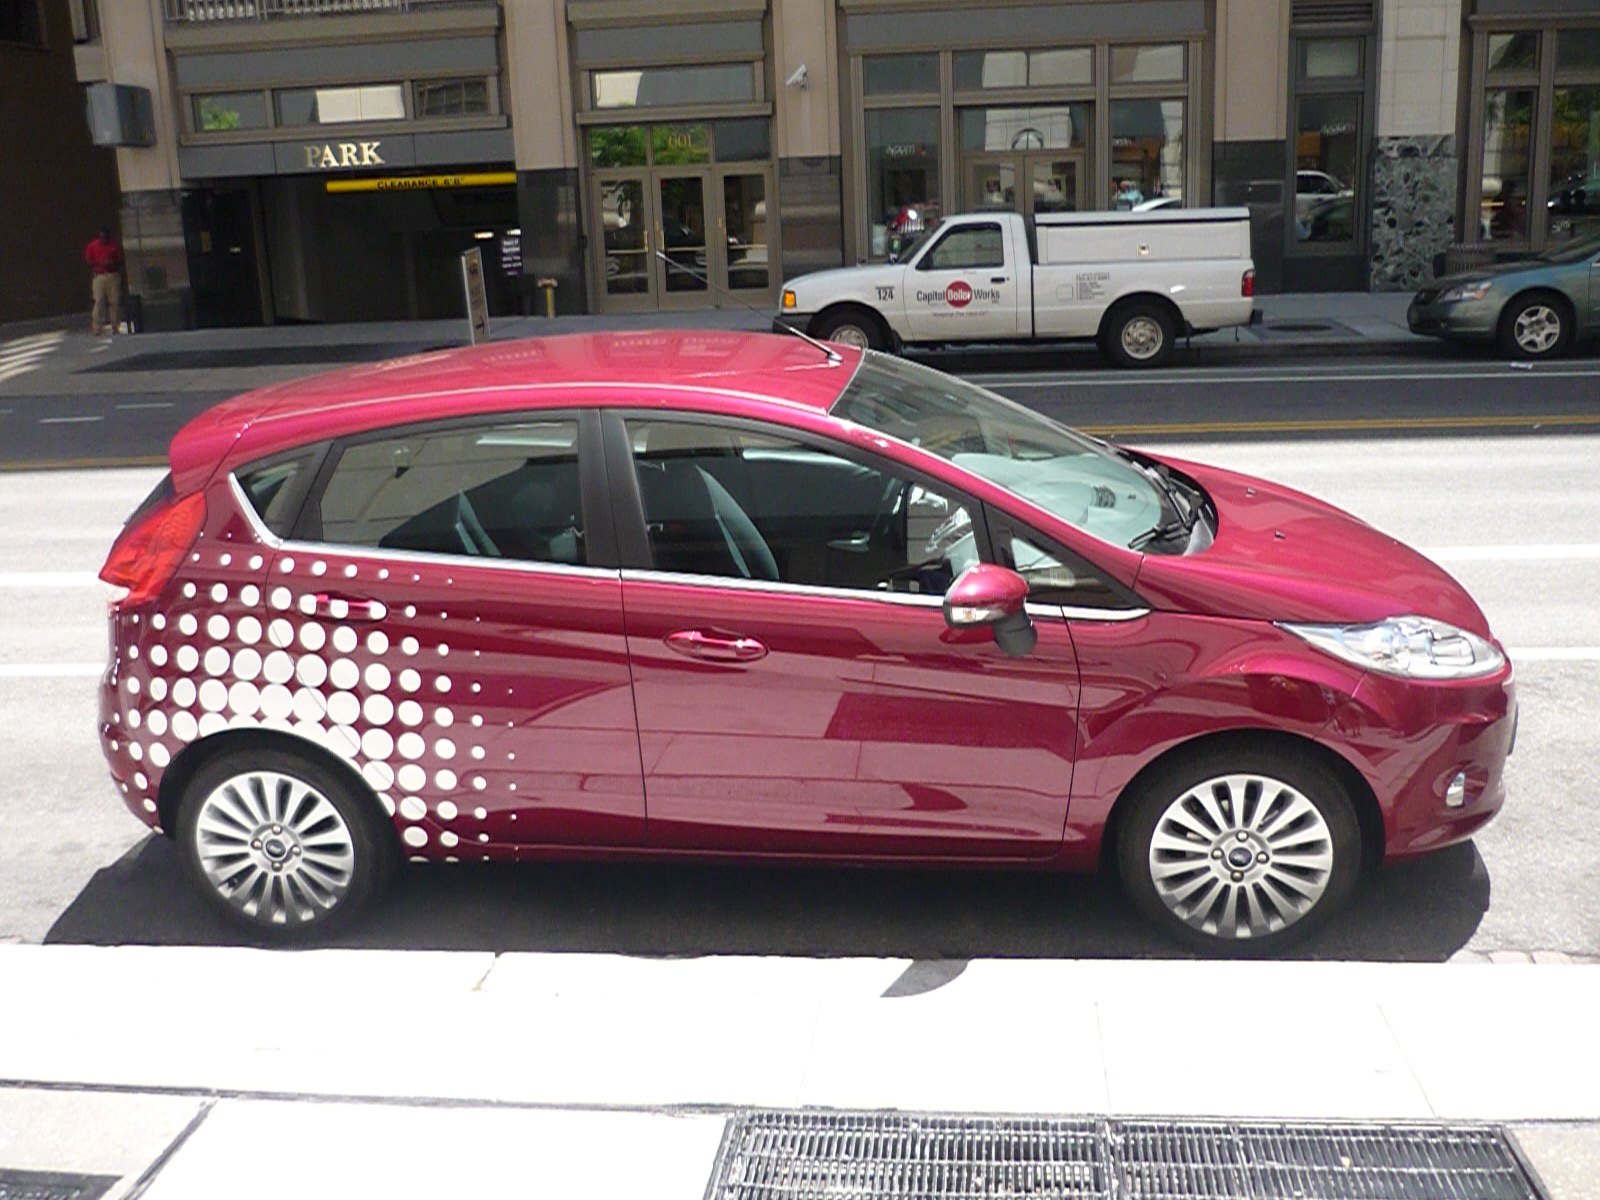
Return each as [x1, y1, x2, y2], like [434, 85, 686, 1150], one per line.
[309, 593, 388, 622]
[991, 276, 1009, 284]
[664, 629, 768, 663]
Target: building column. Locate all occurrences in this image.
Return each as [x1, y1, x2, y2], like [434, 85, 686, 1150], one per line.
[1210, 0, 1289, 293]
[1369, 0, 1462, 291]
[774, 0, 844, 276]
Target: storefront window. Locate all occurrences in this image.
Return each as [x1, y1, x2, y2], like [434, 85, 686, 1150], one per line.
[1480, 88, 1535, 241]
[952, 48, 1092, 91]
[1547, 86, 1600, 244]
[1300, 39, 1361, 80]
[960, 106, 1085, 153]
[867, 108, 940, 260]
[194, 92, 268, 132]
[592, 64, 754, 110]
[1486, 32, 1539, 73]
[863, 54, 939, 96]
[276, 85, 405, 126]
[1110, 44, 1185, 84]
[1556, 29, 1600, 71]
[413, 80, 489, 118]
[651, 124, 711, 166]
[589, 126, 647, 168]
[1111, 99, 1184, 207]
[1293, 93, 1360, 243]
[711, 118, 770, 162]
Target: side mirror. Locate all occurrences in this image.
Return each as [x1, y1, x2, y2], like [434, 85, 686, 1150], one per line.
[942, 563, 1036, 658]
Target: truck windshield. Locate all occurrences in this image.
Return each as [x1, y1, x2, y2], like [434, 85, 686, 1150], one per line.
[893, 219, 942, 264]
[831, 353, 1181, 551]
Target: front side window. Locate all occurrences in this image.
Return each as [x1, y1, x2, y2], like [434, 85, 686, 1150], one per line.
[833, 354, 1177, 552]
[919, 224, 1004, 271]
[315, 419, 584, 565]
[626, 418, 976, 595]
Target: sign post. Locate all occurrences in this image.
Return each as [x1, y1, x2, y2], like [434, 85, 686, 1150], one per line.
[460, 247, 490, 345]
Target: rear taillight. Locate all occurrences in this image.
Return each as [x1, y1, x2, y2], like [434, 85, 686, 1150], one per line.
[99, 491, 207, 608]
[1241, 268, 1255, 298]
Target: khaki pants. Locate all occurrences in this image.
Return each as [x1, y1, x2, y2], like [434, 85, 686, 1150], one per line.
[91, 272, 121, 336]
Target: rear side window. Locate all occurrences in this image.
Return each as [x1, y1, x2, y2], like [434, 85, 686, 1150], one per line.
[315, 419, 585, 565]
[238, 454, 314, 538]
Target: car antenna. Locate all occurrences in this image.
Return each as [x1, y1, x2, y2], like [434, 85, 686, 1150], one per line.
[652, 250, 842, 366]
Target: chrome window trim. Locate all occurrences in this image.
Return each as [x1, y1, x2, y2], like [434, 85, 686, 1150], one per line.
[1060, 604, 1151, 622]
[620, 568, 949, 608]
[226, 473, 622, 583]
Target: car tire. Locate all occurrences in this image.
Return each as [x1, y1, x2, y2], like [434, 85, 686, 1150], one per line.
[1497, 292, 1573, 361]
[812, 307, 889, 352]
[1103, 300, 1176, 368]
[1116, 742, 1362, 956]
[176, 746, 399, 942]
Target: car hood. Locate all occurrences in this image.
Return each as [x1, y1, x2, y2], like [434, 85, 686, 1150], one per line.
[1132, 458, 1491, 635]
[784, 263, 897, 296]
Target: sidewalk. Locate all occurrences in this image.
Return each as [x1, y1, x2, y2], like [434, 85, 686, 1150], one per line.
[0, 947, 1596, 1197]
[0, 291, 1433, 402]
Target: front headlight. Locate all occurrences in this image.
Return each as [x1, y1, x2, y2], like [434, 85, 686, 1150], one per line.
[1280, 616, 1505, 679]
[1437, 280, 1493, 303]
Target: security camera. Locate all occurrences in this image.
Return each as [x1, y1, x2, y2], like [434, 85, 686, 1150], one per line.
[785, 63, 809, 90]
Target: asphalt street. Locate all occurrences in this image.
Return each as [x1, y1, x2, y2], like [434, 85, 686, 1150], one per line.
[1, 407, 1595, 959]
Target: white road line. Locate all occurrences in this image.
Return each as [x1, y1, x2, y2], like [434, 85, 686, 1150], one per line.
[970, 366, 1600, 388]
[115, 401, 174, 410]
[1423, 544, 1600, 562]
[0, 572, 100, 587]
[37, 415, 103, 425]
[0, 664, 103, 678]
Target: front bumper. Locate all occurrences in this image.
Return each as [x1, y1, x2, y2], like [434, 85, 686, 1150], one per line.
[1340, 663, 1517, 860]
[1406, 297, 1500, 341]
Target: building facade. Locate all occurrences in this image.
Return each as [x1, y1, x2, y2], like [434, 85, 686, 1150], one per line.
[2, 0, 121, 325]
[71, 0, 1600, 326]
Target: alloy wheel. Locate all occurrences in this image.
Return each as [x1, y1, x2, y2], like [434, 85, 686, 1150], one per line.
[1513, 305, 1562, 355]
[1147, 772, 1335, 940]
[192, 769, 357, 926]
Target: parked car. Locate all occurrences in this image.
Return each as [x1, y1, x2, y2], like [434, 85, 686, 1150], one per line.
[98, 332, 1514, 953]
[777, 208, 1259, 368]
[1408, 234, 1600, 359]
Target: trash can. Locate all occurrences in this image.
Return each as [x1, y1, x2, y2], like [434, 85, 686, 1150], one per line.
[1433, 243, 1498, 278]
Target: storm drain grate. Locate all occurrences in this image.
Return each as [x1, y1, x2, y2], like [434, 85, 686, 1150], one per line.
[708, 1115, 1547, 1200]
[711, 1111, 1106, 1199]
[0, 1170, 118, 1200]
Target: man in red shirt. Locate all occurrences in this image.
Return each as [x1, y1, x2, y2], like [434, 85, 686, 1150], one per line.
[84, 228, 124, 336]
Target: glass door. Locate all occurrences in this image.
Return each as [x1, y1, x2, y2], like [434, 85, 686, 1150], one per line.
[963, 154, 1083, 219]
[1030, 156, 1081, 214]
[595, 174, 655, 311]
[968, 158, 1020, 214]
[654, 173, 710, 306]
[718, 170, 773, 295]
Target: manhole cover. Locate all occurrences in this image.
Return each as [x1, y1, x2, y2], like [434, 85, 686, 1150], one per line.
[0, 1170, 117, 1200]
[707, 1114, 1548, 1200]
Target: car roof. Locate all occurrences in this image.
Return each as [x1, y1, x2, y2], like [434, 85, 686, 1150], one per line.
[175, 331, 864, 486]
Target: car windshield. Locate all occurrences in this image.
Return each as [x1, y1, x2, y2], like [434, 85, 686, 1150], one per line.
[1539, 234, 1600, 265]
[831, 353, 1178, 550]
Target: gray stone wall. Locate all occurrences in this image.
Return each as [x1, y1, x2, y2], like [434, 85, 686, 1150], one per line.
[1370, 135, 1457, 292]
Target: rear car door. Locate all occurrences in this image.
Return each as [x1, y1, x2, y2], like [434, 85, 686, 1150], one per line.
[248, 411, 644, 852]
[606, 410, 1079, 859]
[904, 221, 1022, 341]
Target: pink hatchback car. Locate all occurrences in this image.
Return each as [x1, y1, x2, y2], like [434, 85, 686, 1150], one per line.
[98, 332, 1515, 952]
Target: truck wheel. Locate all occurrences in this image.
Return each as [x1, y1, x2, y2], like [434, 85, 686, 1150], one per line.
[813, 307, 889, 352]
[1104, 301, 1176, 368]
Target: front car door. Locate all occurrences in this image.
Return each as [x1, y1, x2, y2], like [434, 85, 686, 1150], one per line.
[604, 410, 1078, 859]
[262, 411, 645, 852]
[904, 221, 1022, 341]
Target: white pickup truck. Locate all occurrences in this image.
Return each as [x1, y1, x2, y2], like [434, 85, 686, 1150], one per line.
[776, 208, 1259, 368]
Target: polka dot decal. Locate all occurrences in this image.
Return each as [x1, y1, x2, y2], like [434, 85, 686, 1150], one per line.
[106, 543, 504, 856]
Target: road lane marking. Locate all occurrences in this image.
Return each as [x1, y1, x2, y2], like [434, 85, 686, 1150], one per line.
[115, 401, 174, 410]
[0, 572, 100, 587]
[0, 455, 167, 471]
[37, 415, 104, 425]
[970, 365, 1600, 387]
[1075, 413, 1600, 437]
[1423, 545, 1600, 562]
[0, 663, 104, 678]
